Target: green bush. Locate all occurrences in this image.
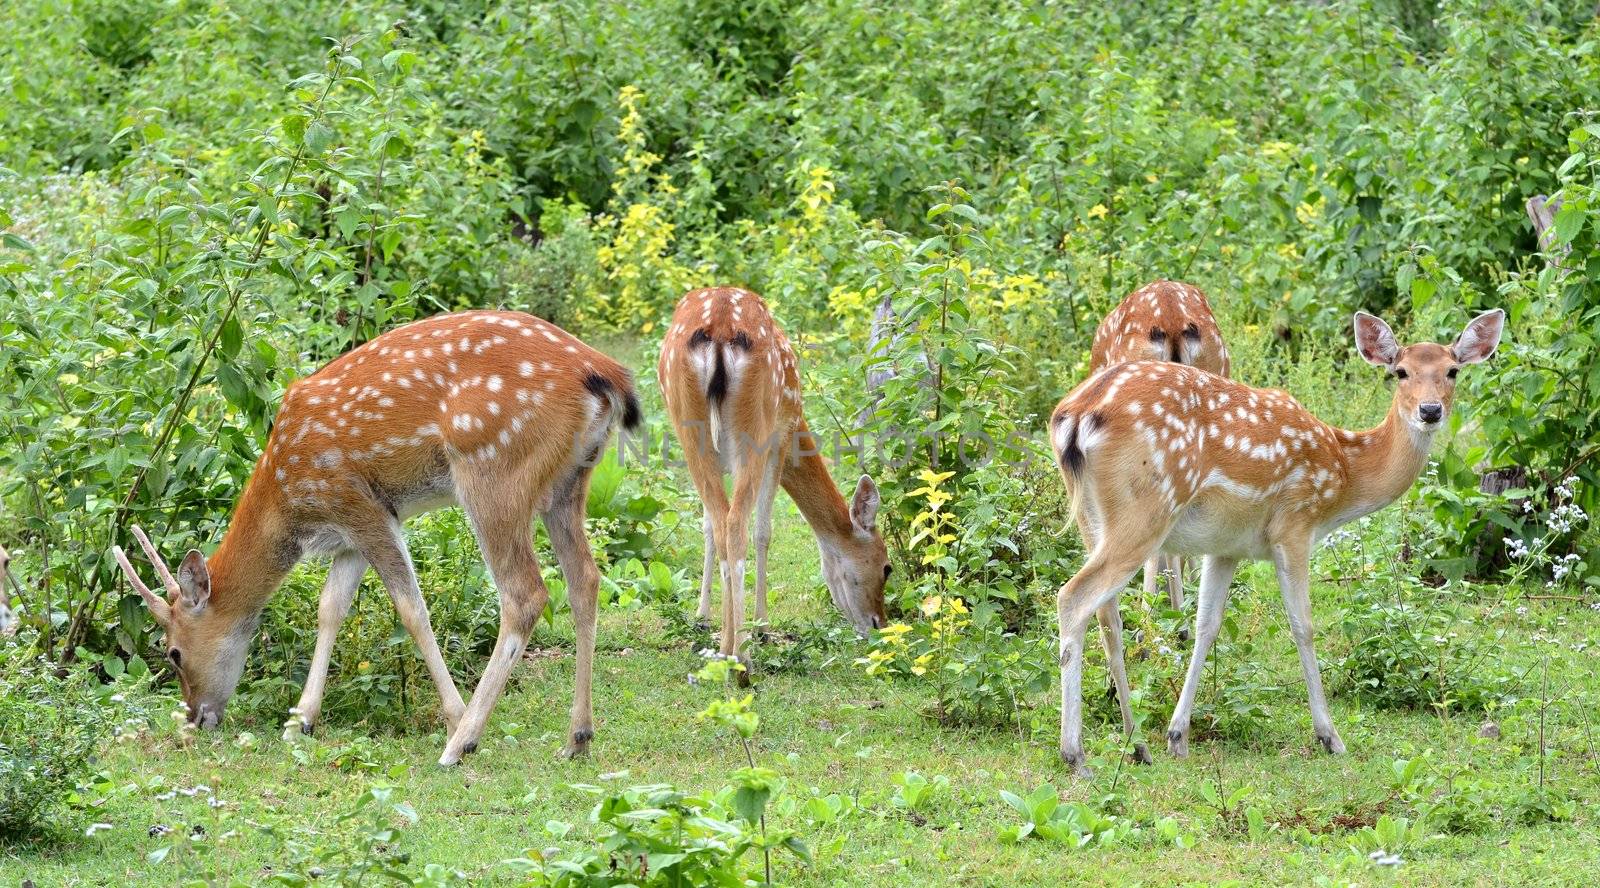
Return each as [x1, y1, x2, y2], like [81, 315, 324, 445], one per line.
[1336, 581, 1513, 713]
[504, 781, 810, 887]
[0, 645, 118, 835]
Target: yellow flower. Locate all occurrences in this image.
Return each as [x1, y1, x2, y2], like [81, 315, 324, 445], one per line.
[920, 596, 943, 617]
[1087, 204, 1109, 220]
[879, 622, 913, 639]
[947, 597, 969, 615]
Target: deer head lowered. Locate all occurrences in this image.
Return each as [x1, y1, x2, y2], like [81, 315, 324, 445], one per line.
[659, 287, 889, 683]
[113, 309, 641, 765]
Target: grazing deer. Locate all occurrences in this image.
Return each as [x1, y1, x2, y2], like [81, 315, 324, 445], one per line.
[0, 543, 17, 635]
[113, 310, 639, 765]
[1049, 308, 1504, 774]
[1091, 280, 1231, 623]
[659, 287, 889, 678]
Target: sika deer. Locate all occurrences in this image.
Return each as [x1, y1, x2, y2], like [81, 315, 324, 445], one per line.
[659, 287, 889, 680]
[1049, 309, 1504, 775]
[113, 310, 639, 765]
[1091, 280, 1231, 623]
[0, 544, 17, 635]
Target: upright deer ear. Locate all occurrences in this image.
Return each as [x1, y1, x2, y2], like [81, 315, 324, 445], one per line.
[1453, 308, 1505, 365]
[850, 475, 881, 531]
[1353, 312, 1399, 367]
[177, 550, 211, 610]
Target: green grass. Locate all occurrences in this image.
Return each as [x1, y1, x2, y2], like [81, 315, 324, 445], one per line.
[4, 490, 1598, 886]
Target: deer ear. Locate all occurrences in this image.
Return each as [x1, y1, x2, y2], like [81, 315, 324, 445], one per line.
[1453, 308, 1505, 365]
[177, 549, 211, 610]
[850, 475, 881, 531]
[1353, 312, 1399, 367]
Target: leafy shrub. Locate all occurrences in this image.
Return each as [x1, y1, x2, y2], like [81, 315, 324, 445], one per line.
[502, 200, 600, 329]
[858, 593, 1053, 731]
[74, 0, 161, 69]
[506, 781, 809, 887]
[996, 783, 1134, 847]
[0, 646, 118, 835]
[1336, 581, 1512, 712]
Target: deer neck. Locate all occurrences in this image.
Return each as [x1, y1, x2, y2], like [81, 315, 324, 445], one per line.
[780, 423, 855, 543]
[205, 469, 296, 621]
[1331, 400, 1435, 524]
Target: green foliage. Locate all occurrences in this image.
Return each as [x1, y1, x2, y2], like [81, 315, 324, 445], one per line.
[506, 781, 810, 887]
[0, 643, 120, 835]
[996, 783, 1134, 847]
[1335, 580, 1512, 713]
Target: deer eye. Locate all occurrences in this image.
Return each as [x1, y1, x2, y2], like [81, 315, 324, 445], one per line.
[167, 649, 183, 669]
[1447, 367, 1458, 379]
[883, 564, 893, 580]
[1393, 368, 1409, 381]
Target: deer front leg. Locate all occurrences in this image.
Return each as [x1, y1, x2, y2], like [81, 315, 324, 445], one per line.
[1166, 554, 1238, 757]
[1272, 539, 1344, 755]
[289, 551, 366, 736]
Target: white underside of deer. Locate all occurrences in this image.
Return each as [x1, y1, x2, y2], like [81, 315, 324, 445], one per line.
[1049, 308, 1504, 775]
[113, 309, 639, 766]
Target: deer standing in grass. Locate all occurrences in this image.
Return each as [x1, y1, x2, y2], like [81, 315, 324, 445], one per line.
[1091, 280, 1231, 627]
[659, 287, 889, 680]
[1049, 308, 1504, 774]
[113, 309, 639, 765]
[0, 544, 17, 635]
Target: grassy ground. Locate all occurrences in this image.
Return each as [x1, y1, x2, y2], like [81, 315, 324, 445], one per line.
[5, 484, 1598, 886]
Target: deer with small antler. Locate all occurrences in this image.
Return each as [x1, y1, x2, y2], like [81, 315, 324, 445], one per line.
[113, 309, 639, 765]
[659, 287, 890, 680]
[1049, 307, 1504, 775]
[1091, 280, 1231, 631]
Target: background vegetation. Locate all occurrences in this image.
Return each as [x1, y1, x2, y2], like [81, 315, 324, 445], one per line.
[1, 0, 1598, 883]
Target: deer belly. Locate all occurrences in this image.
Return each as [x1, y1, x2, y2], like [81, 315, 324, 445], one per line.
[1162, 499, 1270, 559]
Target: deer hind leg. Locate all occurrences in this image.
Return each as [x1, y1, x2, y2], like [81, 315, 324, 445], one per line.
[1272, 537, 1344, 755]
[290, 551, 367, 735]
[750, 454, 781, 627]
[716, 462, 768, 685]
[1166, 553, 1240, 757]
[542, 466, 602, 759]
[697, 508, 717, 622]
[355, 518, 467, 737]
[679, 419, 730, 634]
[1058, 526, 1158, 777]
[439, 474, 548, 766]
[1097, 602, 1152, 765]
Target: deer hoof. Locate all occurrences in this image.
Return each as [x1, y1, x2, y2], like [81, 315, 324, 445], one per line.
[1317, 731, 1346, 755]
[1131, 742, 1154, 765]
[559, 728, 594, 760]
[1166, 728, 1189, 758]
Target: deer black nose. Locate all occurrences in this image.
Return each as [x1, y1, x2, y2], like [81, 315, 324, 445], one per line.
[1418, 402, 1443, 423]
